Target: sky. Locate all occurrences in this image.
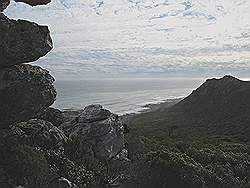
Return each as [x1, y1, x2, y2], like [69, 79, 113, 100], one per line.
[5, 0, 250, 80]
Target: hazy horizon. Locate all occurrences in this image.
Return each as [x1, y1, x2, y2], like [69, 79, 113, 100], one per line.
[5, 0, 250, 80]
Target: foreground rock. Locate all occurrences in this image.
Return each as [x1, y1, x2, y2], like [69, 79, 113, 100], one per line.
[0, 119, 67, 149]
[37, 107, 65, 127]
[61, 105, 125, 160]
[0, 0, 9, 12]
[0, 64, 56, 127]
[15, 119, 67, 149]
[0, 13, 53, 67]
[15, 0, 51, 6]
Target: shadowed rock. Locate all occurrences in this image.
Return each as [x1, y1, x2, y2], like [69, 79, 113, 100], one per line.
[0, 119, 67, 150]
[0, 64, 56, 127]
[0, 0, 10, 12]
[14, 119, 67, 149]
[0, 13, 53, 67]
[15, 0, 51, 6]
[36, 107, 64, 127]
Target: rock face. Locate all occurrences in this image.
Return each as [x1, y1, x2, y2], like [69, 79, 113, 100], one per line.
[0, 13, 53, 67]
[14, 119, 67, 149]
[0, 0, 10, 12]
[15, 0, 51, 6]
[37, 107, 65, 127]
[61, 105, 125, 160]
[0, 64, 56, 127]
[0, 125, 26, 147]
[0, 119, 67, 149]
[78, 104, 112, 123]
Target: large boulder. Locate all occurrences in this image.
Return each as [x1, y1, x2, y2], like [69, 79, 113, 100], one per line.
[0, 0, 10, 12]
[78, 104, 111, 123]
[61, 105, 125, 160]
[0, 64, 56, 127]
[0, 13, 53, 67]
[14, 119, 67, 149]
[15, 0, 51, 6]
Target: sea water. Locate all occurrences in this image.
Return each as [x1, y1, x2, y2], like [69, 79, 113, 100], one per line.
[53, 78, 203, 115]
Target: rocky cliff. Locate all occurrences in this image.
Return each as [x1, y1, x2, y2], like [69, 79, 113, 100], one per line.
[0, 1, 127, 187]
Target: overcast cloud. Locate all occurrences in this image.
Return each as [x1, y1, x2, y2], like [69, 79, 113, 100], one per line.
[5, 0, 250, 79]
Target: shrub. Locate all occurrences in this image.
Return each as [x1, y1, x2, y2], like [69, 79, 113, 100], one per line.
[0, 144, 48, 187]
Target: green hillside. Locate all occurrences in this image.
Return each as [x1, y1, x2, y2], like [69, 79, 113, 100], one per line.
[123, 76, 250, 188]
[130, 75, 250, 143]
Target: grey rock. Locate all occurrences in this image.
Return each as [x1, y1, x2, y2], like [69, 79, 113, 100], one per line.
[0, 13, 53, 67]
[0, 64, 56, 127]
[61, 105, 125, 160]
[0, 125, 26, 147]
[0, 0, 10, 12]
[14, 0, 51, 6]
[36, 107, 64, 127]
[114, 148, 130, 161]
[15, 119, 67, 149]
[78, 104, 111, 123]
[48, 177, 78, 188]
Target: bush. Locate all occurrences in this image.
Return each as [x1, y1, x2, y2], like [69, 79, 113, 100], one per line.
[142, 150, 208, 188]
[64, 137, 108, 187]
[44, 149, 95, 187]
[0, 144, 48, 187]
[129, 140, 250, 188]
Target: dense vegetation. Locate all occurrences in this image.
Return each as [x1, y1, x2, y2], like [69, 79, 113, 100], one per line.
[0, 76, 249, 188]
[122, 76, 250, 188]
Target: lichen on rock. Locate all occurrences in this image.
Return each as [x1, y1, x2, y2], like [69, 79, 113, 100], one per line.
[0, 64, 56, 127]
[0, 13, 53, 67]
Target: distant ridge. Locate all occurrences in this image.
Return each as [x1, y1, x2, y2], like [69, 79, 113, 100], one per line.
[130, 75, 250, 142]
[173, 75, 250, 121]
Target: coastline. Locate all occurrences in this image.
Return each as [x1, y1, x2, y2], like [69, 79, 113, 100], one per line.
[121, 97, 183, 124]
[60, 97, 183, 125]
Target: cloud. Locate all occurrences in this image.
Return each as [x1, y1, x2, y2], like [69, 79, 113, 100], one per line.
[5, 0, 250, 79]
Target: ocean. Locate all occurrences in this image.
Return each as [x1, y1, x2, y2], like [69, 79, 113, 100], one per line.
[53, 78, 204, 115]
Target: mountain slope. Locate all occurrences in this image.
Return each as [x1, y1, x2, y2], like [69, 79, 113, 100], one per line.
[130, 76, 250, 142]
[173, 75, 250, 121]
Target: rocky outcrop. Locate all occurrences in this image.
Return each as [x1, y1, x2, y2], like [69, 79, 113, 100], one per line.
[0, 0, 10, 12]
[0, 125, 26, 147]
[0, 64, 56, 127]
[0, 13, 53, 67]
[14, 119, 67, 149]
[0, 119, 67, 149]
[37, 107, 65, 127]
[61, 105, 125, 160]
[0, 2, 128, 187]
[14, 0, 51, 6]
[77, 104, 112, 123]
